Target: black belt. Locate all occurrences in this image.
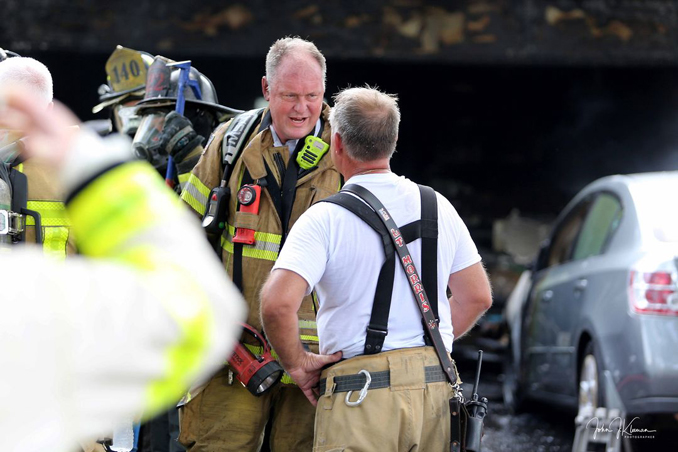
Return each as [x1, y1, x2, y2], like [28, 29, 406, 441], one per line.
[318, 365, 450, 394]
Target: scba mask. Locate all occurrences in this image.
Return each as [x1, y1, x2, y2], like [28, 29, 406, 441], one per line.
[132, 111, 169, 173]
[113, 103, 142, 138]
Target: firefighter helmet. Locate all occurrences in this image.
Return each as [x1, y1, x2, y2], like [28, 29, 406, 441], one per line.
[134, 56, 242, 116]
[92, 46, 155, 114]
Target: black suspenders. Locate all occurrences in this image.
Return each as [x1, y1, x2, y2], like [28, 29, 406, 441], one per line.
[321, 183, 440, 355]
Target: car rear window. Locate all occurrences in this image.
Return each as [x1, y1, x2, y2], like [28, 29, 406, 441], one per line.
[630, 176, 678, 242]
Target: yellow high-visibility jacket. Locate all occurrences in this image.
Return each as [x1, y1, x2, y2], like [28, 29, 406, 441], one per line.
[0, 131, 246, 452]
[16, 156, 77, 257]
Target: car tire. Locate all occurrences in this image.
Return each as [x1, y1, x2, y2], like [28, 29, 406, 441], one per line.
[502, 342, 526, 413]
[576, 343, 633, 452]
[578, 341, 604, 418]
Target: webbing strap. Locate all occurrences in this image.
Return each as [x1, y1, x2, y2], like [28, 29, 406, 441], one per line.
[320, 186, 438, 356]
[232, 170, 254, 292]
[420, 185, 439, 321]
[341, 184, 456, 385]
[322, 193, 395, 354]
[279, 141, 303, 247]
[318, 365, 449, 394]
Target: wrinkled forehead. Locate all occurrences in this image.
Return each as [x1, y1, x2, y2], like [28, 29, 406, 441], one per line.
[270, 55, 325, 92]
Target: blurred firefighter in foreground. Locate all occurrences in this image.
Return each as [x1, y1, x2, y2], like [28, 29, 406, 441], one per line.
[92, 46, 188, 452]
[0, 53, 76, 256]
[175, 37, 341, 451]
[0, 87, 246, 452]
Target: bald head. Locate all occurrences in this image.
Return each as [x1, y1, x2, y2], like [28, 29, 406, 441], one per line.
[329, 87, 400, 162]
[0, 57, 53, 107]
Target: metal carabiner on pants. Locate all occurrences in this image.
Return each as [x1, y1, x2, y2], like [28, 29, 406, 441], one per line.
[345, 370, 371, 407]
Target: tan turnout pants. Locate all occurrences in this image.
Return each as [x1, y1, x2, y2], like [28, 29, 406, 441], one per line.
[178, 366, 315, 451]
[314, 346, 459, 452]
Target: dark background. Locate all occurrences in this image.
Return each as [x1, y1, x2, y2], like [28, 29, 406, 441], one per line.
[5, 2, 678, 450]
[5, 0, 678, 248]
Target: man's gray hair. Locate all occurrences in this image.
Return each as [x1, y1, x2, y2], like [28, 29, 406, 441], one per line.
[266, 37, 326, 89]
[0, 57, 53, 105]
[329, 86, 400, 162]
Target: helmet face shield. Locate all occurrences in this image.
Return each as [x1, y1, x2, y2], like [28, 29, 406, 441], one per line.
[113, 103, 142, 137]
[132, 111, 169, 173]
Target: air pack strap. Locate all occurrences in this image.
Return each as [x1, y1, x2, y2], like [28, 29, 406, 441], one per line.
[259, 117, 325, 248]
[231, 116, 326, 290]
[320, 184, 439, 355]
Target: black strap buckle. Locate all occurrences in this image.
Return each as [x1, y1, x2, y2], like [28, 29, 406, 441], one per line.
[366, 326, 387, 337]
[364, 326, 388, 355]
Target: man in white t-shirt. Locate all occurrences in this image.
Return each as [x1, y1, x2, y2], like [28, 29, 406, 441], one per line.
[260, 87, 492, 451]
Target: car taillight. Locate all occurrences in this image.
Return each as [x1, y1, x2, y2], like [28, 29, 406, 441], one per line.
[629, 269, 678, 316]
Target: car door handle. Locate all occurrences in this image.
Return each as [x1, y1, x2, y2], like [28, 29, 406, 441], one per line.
[541, 290, 554, 302]
[574, 279, 588, 292]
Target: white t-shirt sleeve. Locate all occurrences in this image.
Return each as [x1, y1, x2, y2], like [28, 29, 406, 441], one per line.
[273, 203, 330, 295]
[438, 193, 482, 274]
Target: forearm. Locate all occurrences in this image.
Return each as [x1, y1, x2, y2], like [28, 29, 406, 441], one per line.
[261, 301, 307, 371]
[449, 295, 489, 339]
[448, 262, 493, 340]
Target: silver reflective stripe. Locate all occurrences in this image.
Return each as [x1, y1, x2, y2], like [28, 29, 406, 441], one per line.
[183, 181, 208, 209]
[223, 227, 281, 261]
[298, 319, 317, 330]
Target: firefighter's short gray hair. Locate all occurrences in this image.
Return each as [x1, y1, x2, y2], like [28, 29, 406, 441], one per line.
[265, 37, 326, 89]
[329, 86, 400, 162]
[0, 57, 53, 106]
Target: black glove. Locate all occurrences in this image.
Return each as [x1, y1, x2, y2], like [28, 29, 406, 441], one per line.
[159, 111, 205, 163]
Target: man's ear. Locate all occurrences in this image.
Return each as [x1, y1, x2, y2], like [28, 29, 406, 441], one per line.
[261, 77, 270, 101]
[333, 132, 343, 155]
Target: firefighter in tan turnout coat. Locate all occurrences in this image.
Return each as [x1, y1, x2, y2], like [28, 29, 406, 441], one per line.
[176, 37, 340, 451]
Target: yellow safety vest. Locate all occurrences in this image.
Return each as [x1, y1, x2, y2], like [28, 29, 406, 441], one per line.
[16, 159, 76, 257]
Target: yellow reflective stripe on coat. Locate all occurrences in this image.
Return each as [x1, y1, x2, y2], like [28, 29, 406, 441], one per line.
[145, 265, 212, 415]
[24, 200, 70, 257]
[180, 174, 210, 216]
[42, 227, 69, 259]
[116, 245, 213, 416]
[177, 172, 192, 193]
[25, 200, 71, 227]
[69, 162, 180, 256]
[298, 319, 317, 330]
[221, 224, 281, 262]
[67, 162, 215, 416]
